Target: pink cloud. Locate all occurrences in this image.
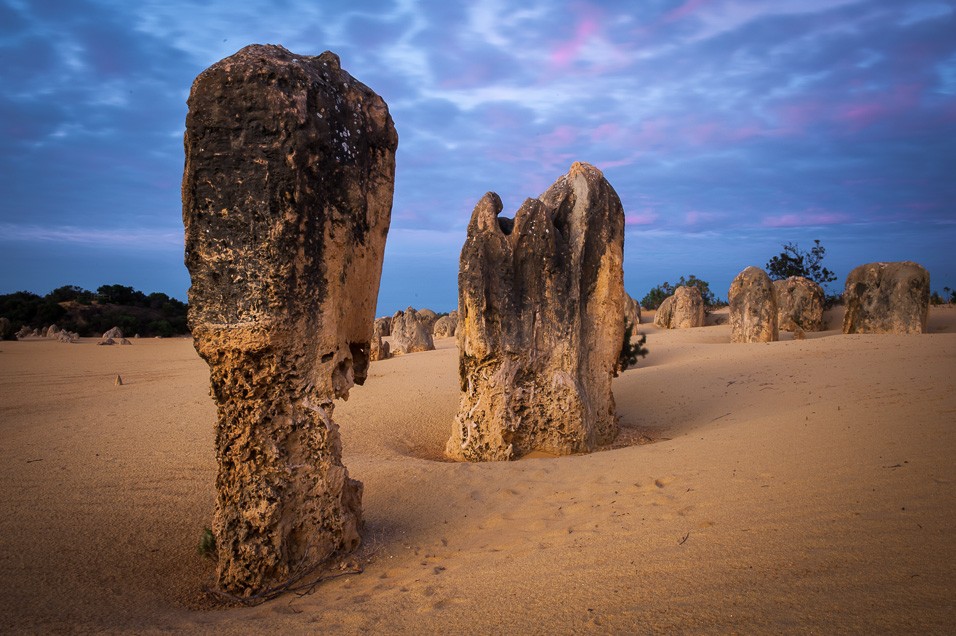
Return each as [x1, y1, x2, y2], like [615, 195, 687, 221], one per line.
[625, 209, 659, 225]
[761, 211, 850, 228]
[550, 13, 600, 68]
[664, 0, 711, 22]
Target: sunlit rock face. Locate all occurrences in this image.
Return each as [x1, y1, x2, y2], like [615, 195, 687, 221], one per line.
[448, 162, 625, 462]
[653, 286, 704, 329]
[182, 44, 396, 596]
[729, 266, 778, 343]
[774, 276, 824, 332]
[843, 261, 929, 334]
[390, 307, 436, 353]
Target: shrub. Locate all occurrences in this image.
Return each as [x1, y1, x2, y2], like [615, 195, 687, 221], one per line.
[618, 320, 648, 372]
[641, 274, 717, 310]
[765, 239, 837, 289]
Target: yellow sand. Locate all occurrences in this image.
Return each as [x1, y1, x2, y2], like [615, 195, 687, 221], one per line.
[1, 306, 954, 633]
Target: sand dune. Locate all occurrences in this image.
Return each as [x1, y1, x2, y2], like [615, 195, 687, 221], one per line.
[1, 307, 954, 633]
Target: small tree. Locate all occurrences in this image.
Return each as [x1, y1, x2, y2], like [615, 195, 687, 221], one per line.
[617, 320, 648, 372]
[641, 274, 717, 310]
[765, 240, 837, 288]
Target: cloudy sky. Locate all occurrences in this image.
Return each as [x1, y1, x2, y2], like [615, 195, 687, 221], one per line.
[2, 0, 954, 313]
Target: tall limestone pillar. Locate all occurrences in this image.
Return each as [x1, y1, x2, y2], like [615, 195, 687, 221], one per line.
[182, 45, 397, 595]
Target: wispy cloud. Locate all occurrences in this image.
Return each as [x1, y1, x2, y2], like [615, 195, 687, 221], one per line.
[0, 224, 183, 250]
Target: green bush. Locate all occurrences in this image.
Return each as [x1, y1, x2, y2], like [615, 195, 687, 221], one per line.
[641, 274, 717, 310]
[766, 239, 837, 289]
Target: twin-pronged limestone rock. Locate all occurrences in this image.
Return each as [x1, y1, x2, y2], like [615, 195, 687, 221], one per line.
[447, 162, 625, 462]
[843, 261, 929, 334]
[182, 44, 396, 596]
[729, 266, 778, 343]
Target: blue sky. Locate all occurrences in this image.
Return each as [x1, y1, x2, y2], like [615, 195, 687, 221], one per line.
[2, 0, 954, 314]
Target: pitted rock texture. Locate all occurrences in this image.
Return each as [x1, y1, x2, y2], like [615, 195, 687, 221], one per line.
[729, 266, 778, 343]
[447, 162, 625, 462]
[624, 293, 642, 327]
[653, 286, 704, 329]
[433, 314, 458, 338]
[774, 276, 824, 332]
[182, 44, 396, 596]
[390, 307, 435, 353]
[843, 261, 929, 334]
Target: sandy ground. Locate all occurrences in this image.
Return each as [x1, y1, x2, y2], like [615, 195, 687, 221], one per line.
[1, 306, 954, 634]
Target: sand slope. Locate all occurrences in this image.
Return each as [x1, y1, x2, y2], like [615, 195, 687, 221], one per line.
[1, 307, 954, 633]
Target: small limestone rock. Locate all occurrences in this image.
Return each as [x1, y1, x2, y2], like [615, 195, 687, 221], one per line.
[119, 338, 132, 345]
[416, 308, 439, 331]
[114, 375, 123, 386]
[729, 266, 778, 343]
[653, 286, 704, 329]
[432, 314, 458, 338]
[373, 316, 392, 338]
[774, 276, 824, 332]
[15, 325, 32, 340]
[57, 331, 79, 344]
[391, 308, 435, 354]
[45, 325, 60, 339]
[447, 162, 625, 461]
[370, 333, 390, 361]
[183, 44, 396, 596]
[98, 338, 115, 346]
[102, 326, 123, 340]
[842, 261, 929, 334]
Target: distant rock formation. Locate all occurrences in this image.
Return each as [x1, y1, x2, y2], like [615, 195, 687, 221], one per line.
[843, 261, 929, 334]
[433, 314, 457, 338]
[729, 266, 778, 343]
[102, 326, 123, 340]
[182, 44, 396, 596]
[391, 308, 435, 353]
[415, 308, 439, 331]
[624, 293, 642, 327]
[370, 332, 390, 361]
[774, 276, 824, 332]
[373, 316, 392, 338]
[15, 325, 31, 340]
[653, 286, 704, 329]
[57, 330, 79, 343]
[447, 162, 625, 462]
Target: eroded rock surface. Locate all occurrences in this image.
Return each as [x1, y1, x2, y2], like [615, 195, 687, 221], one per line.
[624, 293, 642, 327]
[390, 307, 435, 353]
[653, 286, 704, 329]
[182, 44, 396, 596]
[447, 162, 625, 462]
[729, 266, 778, 343]
[774, 276, 824, 332]
[843, 261, 929, 334]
